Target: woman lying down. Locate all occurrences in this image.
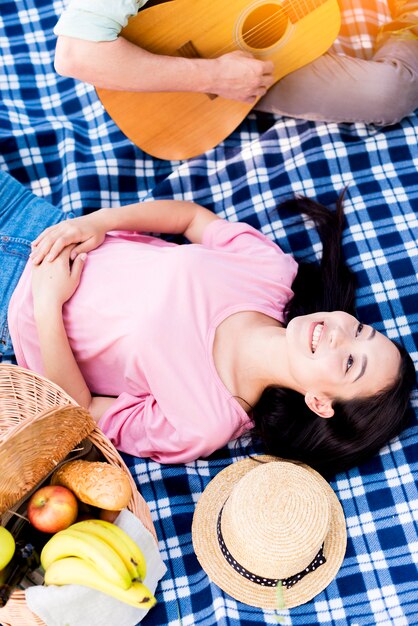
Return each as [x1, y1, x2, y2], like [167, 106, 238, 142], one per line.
[1, 170, 415, 477]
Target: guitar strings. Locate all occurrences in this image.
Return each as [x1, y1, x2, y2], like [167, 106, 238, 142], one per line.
[203, 0, 325, 58]
[245, 1, 321, 49]
[218, 1, 323, 54]
[209, 12, 289, 57]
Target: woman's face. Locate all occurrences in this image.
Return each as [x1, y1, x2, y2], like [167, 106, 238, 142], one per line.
[285, 311, 400, 410]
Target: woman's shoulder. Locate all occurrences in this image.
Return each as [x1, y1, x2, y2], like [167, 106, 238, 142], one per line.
[203, 218, 297, 262]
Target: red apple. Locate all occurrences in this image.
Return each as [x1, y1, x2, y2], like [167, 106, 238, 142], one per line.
[27, 485, 78, 533]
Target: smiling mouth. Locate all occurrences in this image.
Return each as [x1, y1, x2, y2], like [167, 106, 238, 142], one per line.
[311, 322, 324, 353]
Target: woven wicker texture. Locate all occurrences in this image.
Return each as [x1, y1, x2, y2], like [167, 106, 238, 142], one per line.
[0, 364, 77, 437]
[0, 365, 95, 515]
[0, 364, 157, 626]
[0, 405, 97, 515]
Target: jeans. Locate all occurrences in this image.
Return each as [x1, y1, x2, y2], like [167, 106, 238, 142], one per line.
[0, 170, 68, 357]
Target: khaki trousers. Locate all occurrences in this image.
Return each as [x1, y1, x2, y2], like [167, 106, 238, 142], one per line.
[256, 38, 418, 125]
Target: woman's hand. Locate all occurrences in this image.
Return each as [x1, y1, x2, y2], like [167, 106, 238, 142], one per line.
[32, 245, 92, 410]
[30, 211, 108, 265]
[32, 245, 86, 312]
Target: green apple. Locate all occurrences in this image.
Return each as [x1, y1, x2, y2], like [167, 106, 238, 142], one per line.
[0, 527, 15, 570]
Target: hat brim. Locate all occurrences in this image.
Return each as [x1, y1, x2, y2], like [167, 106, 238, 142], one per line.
[192, 456, 347, 609]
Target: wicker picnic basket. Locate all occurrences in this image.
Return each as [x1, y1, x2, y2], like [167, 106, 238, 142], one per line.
[0, 364, 157, 626]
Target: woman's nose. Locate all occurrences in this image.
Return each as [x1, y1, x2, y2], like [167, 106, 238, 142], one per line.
[330, 327, 345, 347]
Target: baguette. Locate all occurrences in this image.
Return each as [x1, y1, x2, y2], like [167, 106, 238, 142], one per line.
[51, 460, 132, 510]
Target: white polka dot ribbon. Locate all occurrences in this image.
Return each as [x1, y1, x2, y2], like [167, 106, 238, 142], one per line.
[216, 505, 326, 589]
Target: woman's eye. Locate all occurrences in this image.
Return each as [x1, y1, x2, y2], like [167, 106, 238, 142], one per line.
[356, 323, 364, 336]
[346, 355, 354, 372]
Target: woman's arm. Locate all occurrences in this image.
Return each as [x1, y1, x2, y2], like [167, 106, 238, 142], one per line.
[31, 245, 114, 421]
[55, 36, 274, 103]
[31, 200, 220, 264]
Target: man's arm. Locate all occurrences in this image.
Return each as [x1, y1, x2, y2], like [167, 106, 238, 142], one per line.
[55, 35, 274, 103]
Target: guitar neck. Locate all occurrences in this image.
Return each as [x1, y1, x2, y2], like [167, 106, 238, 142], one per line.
[284, 0, 333, 22]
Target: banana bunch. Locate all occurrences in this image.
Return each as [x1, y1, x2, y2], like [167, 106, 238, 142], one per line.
[41, 519, 156, 609]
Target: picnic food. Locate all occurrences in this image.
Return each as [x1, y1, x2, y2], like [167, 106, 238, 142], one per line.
[44, 557, 156, 608]
[51, 460, 132, 510]
[68, 519, 147, 582]
[41, 527, 131, 589]
[41, 521, 155, 608]
[27, 485, 78, 533]
[0, 527, 15, 570]
[0, 525, 42, 607]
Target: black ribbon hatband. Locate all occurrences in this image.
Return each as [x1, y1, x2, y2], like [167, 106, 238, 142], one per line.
[217, 505, 326, 589]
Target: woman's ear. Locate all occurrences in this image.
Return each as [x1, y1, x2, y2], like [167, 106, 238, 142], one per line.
[304, 392, 334, 418]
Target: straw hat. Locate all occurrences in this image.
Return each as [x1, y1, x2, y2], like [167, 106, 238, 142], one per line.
[192, 456, 346, 609]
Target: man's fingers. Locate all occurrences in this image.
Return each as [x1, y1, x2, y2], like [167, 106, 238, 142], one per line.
[210, 50, 276, 102]
[262, 60, 274, 75]
[244, 86, 270, 102]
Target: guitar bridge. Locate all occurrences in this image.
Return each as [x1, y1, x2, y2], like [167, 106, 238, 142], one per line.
[177, 40, 201, 58]
[177, 41, 217, 100]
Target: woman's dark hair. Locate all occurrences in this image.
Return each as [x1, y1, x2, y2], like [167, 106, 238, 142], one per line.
[248, 195, 416, 477]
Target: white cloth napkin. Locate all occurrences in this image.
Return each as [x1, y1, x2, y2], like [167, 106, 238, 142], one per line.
[26, 509, 167, 626]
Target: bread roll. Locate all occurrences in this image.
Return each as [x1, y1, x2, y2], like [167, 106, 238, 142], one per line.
[51, 460, 132, 510]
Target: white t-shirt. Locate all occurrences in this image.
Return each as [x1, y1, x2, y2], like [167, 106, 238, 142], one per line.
[54, 0, 148, 42]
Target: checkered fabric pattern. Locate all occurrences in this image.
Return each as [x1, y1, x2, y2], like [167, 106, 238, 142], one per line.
[1, 0, 417, 625]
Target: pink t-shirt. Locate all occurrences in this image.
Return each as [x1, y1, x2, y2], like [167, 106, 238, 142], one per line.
[8, 219, 298, 463]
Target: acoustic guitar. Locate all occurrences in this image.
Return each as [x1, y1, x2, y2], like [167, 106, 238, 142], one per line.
[96, 0, 341, 160]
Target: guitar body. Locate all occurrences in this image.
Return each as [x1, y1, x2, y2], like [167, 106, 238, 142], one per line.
[96, 0, 341, 160]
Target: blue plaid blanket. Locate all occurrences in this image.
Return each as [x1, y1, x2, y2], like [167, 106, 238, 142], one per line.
[1, 1, 417, 625]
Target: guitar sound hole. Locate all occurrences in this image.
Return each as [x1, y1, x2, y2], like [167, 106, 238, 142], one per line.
[241, 3, 288, 50]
